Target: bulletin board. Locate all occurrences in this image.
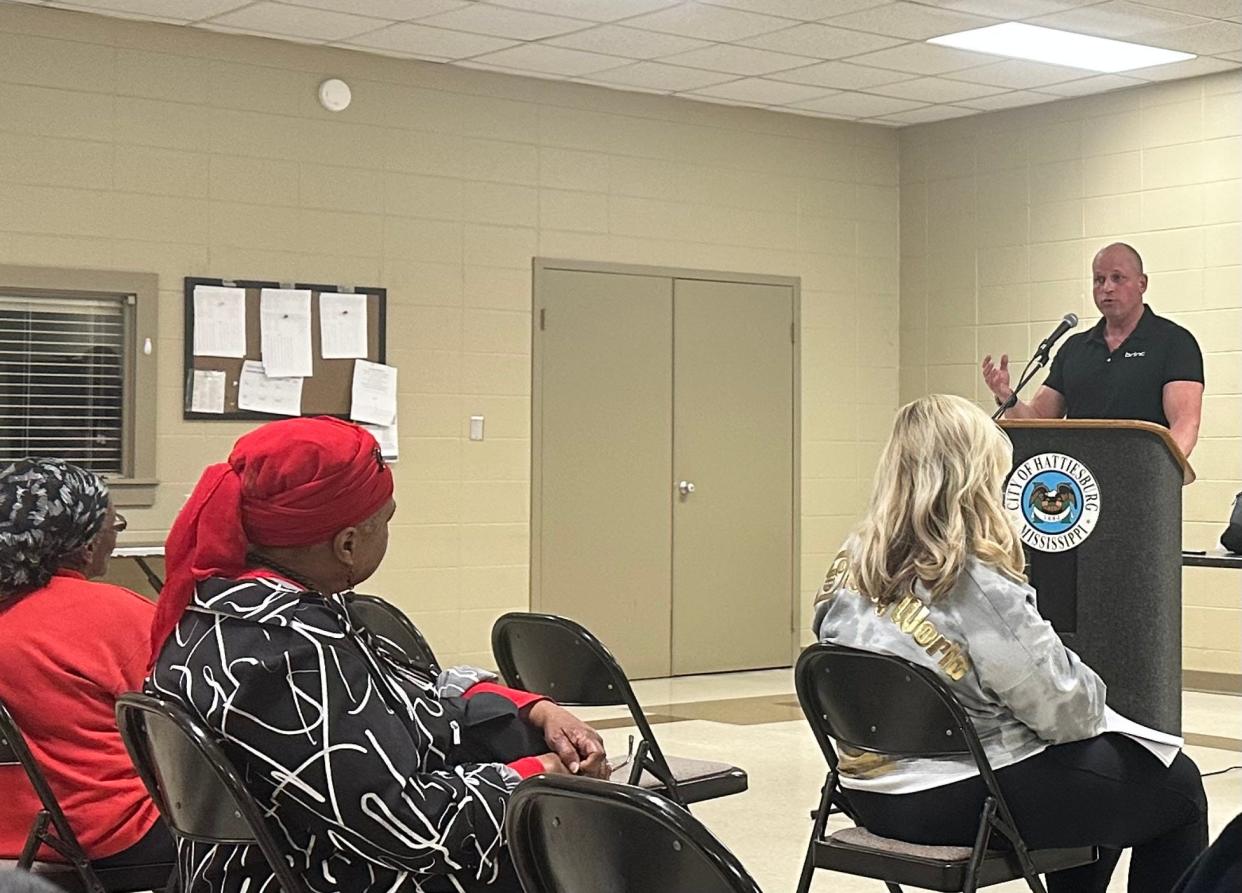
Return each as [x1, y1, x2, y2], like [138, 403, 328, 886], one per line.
[183, 277, 387, 420]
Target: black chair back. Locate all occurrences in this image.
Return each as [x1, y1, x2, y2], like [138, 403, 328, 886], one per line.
[491, 612, 749, 808]
[507, 775, 763, 893]
[115, 694, 308, 893]
[346, 594, 441, 674]
[491, 612, 629, 707]
[795, 643, 976, 764]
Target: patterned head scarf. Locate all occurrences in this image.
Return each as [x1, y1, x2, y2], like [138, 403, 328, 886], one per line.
[0, 458, 110, 598]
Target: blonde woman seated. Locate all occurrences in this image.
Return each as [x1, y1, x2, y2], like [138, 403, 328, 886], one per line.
[813, 394, 1206, 893]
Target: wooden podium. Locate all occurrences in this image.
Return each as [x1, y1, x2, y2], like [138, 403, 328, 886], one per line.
[1000, 420, 1193, 735]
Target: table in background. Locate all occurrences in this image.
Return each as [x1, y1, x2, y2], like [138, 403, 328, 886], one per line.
[112, 543, 164, 594]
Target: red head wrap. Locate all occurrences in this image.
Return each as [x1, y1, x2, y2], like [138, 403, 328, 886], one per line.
[149, 417, 393, 666]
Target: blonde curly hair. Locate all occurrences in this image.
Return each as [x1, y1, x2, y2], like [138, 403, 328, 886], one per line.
[819, 394, 1025, 607]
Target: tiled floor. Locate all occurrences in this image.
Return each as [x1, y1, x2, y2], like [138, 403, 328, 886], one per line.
[573, 670, 1242, 893]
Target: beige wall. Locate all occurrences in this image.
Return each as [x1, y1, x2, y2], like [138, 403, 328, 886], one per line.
[0, 4, 898, 666]
[899, 72, 1242, 678]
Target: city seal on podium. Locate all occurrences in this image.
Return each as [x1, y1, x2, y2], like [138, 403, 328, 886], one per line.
[1003, 452, 1101, 553]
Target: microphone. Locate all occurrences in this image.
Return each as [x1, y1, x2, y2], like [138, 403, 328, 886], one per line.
[1036, 312, 1079, 358]
[993, 312, 1080, 421]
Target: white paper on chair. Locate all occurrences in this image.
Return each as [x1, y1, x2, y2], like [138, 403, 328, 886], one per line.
[237, 360, 303, 416]
[189, 369, 226, 414]
[319, 292, 369, 359]
[1101, 706, 1183, 767]
[351, 359, 397, 426]
[192, 286, 246, 358]
[260, 288, 313, 378]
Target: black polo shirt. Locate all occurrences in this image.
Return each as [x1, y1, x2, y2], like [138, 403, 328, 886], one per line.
[1044, 305, 1203, 428]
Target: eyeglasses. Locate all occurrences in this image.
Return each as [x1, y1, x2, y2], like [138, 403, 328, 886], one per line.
[113, 513, 128, 533]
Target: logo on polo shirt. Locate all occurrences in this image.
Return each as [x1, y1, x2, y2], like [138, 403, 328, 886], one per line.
[1003, 453, 1101, 553]
[1124, 350, 1146, 358]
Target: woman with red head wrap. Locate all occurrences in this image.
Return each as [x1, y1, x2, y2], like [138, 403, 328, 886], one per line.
[147, 417, 605, 893]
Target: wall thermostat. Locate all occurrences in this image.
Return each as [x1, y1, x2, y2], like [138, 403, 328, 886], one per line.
[318, 78, 352, 112]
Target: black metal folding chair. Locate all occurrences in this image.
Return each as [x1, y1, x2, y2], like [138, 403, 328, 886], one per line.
[507, 773, 763, 893]
[0, 698, 172, 893]
[491, 612, 747, 808]
[345, 593, 442, 674]
[114, 694, 308, 893]
[794, 643, 1095, 893]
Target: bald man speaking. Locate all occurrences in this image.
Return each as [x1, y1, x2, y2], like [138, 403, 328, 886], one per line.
[982, 242, 1204, 457]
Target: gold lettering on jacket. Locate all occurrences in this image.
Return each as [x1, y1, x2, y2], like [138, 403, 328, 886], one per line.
[882, 595, 971, 681]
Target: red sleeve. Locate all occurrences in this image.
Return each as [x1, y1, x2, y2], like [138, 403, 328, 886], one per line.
[507, 756, 545, 779]
[461, 681, 547, 710]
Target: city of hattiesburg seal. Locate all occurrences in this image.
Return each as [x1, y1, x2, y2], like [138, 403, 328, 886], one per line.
[1003, 452, 1101, 553]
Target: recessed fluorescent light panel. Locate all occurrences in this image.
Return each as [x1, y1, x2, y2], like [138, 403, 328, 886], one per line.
[929, 22, 1195, 73]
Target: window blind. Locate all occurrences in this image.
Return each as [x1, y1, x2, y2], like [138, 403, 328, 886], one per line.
[0, 295, 126, 475]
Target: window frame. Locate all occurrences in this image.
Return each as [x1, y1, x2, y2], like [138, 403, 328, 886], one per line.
[0, 265, 158, 507]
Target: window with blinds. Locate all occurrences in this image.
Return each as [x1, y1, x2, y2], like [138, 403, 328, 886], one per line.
[0, 294, 128, 475]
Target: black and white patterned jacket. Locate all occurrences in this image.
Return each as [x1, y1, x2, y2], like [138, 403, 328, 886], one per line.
[147, 574, 520, 893]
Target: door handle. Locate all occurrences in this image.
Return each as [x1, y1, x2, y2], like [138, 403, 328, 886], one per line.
[678, 480, 696, 496]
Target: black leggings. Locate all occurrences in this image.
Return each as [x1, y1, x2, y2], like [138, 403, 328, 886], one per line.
[92, 819, 176, 868]
[846, 734, 1208, 893]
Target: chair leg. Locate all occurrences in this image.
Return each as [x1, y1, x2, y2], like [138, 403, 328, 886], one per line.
[18, 811, 50, 869]
[796, 781, 835, 893]
[885, 884, 903, 893]
[963, 798, 997, 893]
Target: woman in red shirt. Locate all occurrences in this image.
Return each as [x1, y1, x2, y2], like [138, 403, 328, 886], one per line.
[0, 458, 172, 871]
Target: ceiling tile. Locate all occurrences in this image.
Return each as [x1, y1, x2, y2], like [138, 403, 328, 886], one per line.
[47, 0, 250, 20]
[1122, 54, 1241, 77]
[1138, 21, 1242, 54]
[286, 0, 468, 20]
[1030, 1, 1211, 38]
[468, 43, 623, 74]
[875, 104, 977, 124]
[943, 58, 1093, 88]
[847, 42, 998, 74]
[659, 43, 814, 74]
[584, 61, 739, 91]
[870, 75, 1006, 101]
[687, 77, 837, 104]
[822, 1, 1000, 40]
[345, 22, 519, 58]
[205, 2, 386, 40]
[623, 1, 791, 41]
[929, 0, 1105, 17]
[736, 23, 906, 58]
[545, 24, 711, 58]
[702, 0, 885, 18]
[767, 59, 914, 87]
[790, 90, 927, 115]
[485, 0, 680, 21]
[1132, 0, 1242, 16]
[958, 89, 1060, 109]
[1037, 73, 1145, 95]
[414, 3, 589, 39]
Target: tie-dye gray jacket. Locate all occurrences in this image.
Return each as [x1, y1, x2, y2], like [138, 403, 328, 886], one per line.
[813, 556, 1106, 794]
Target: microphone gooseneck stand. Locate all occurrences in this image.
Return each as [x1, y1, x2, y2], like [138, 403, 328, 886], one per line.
[992, 350, 1050, 422]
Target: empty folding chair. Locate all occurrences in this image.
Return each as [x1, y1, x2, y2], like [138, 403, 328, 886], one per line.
[507, 773, 762, 893]
[491, 612, 746, 808]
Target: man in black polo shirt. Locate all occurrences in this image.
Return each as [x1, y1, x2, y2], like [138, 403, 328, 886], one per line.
[981, 242, 1204, 456]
